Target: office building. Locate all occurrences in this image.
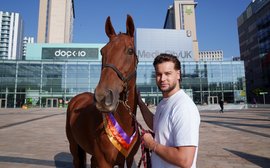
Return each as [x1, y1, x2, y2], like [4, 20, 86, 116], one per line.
[22, 37, 34, 60]
[0, 0, 247, 108]
[37, 0, 75, 43]
[0, 40, 246, 108]
[164, 0, 199, 61]
[237, 0, 270, 104]
[0, 11, 23, 60]
[199, 50, 223, 61]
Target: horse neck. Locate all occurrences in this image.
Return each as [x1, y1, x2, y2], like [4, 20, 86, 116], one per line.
[115, 78, 137, 130]
[126, 81, 137, 114]
[122, 77, 137, 113]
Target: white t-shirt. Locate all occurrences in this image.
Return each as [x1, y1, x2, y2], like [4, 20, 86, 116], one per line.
[152, 89, 200, 168]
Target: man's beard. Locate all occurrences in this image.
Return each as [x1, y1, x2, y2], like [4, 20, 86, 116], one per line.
[157, 82, 177, 94]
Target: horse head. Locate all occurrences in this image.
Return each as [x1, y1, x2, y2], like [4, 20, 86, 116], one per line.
[95, 15, 138, 112]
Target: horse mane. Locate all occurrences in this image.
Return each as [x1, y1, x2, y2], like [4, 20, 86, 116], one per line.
[118, 31, 127, 35]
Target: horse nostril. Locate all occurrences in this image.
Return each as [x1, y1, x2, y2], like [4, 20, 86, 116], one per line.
[105, 89, 113, 106]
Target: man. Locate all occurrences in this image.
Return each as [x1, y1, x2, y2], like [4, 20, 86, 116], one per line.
[219, 99, 224, 113]
[137, 53, 200, 167]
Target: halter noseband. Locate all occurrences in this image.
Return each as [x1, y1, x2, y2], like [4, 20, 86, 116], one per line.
[103, 64, 137, 83]
[102, 62, 137, 102]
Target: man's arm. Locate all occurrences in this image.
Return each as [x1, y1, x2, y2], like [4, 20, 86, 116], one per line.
[155, 144, 196, 168]
[137, 91, 154, 130]
[143, 133, 196, 168]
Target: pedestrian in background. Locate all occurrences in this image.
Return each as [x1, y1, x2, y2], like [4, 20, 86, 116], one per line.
[253, 97, 257, 108]
[219, 99, 224, 113]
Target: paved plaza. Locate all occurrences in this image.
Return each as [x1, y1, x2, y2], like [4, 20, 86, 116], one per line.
[0, 106, 269, 168]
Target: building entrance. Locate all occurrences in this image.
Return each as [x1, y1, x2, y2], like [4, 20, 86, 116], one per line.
[46, 98, 58, 108]
[0, 99, 7, 108]
[208, 96, 218, 104]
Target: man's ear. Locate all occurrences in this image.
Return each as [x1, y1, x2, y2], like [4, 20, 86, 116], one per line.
[177, 70, 181, 80]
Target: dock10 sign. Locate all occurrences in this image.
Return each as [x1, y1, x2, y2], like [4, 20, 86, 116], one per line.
[42, 47, 99, 60]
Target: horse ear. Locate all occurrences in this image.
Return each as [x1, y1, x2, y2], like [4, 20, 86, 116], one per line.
[105, 16, 116, 39]
[126, 14, 135, 37]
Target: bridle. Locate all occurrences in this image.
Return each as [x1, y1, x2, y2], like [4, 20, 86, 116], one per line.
[103, 63, 137, 84]
[102, 57, 151, 168]
[102, 54, 138, 103]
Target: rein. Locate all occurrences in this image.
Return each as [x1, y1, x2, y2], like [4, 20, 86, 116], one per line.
[120, 101, 152, 168]
[102, 58, 151, 167]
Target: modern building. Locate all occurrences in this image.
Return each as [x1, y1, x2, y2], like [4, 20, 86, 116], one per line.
[164, 0, 199, 61]
[0, 40, 246, 108]
[37, 0, 75, 43]
[0, 11, 24, 60]
[199, 50, 223, 61]
[26, 43, 103, 61]
[0, 43, 104, 108]
[0, 56, 246, 108]
[22, 37, 34, 60]
[232, 56, 241, 61]
[0, 0, 247, 108]
[237, 0, 270, 104]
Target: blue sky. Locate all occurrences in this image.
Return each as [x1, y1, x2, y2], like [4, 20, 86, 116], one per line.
[1, 0, 251, 60]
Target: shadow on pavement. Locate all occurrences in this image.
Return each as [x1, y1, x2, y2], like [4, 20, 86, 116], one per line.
[54, 152, 73, 168]
[202, 120, 270, 138]
[0, 155, 56, 166]
[0, 152, 73, 168]
[224, 148, 270, 168]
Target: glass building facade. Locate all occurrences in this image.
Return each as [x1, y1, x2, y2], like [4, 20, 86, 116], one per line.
[237, 0, 270, 104]
[0, 29, 246, 108]
[0, 60, 246, 108]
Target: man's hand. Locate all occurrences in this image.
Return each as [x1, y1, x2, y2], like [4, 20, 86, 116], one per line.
[142, 132, 156, 150]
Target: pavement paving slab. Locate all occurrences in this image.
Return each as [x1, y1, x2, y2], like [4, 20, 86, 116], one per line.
[0, 107, 269, 168]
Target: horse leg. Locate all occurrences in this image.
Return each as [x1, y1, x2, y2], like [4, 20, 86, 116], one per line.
[69, 141, 86, 168]
[90, 156, 119, 168]
[66, 121, 86, 167]
[125, 158, 135, 168]
[66, 129, 86, 167]
[77, 145, 86, 168]
[90, 156, 98, 168]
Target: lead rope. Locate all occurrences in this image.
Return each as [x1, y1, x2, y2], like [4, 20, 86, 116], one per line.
[137, 128, 152, 168]
[120, 100, 152, 168]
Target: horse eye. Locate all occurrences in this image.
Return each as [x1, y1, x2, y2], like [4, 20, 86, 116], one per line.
[128, 48, 134, 55]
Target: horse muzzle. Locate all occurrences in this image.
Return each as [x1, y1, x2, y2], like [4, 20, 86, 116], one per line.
[94, 89, 119, 112]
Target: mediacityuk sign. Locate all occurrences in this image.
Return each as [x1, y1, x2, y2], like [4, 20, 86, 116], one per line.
[136, 28, 194, 61]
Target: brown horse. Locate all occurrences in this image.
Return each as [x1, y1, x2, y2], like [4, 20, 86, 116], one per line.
[66, 15, 140, 168]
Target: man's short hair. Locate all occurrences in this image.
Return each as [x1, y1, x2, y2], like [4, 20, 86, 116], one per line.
[153, 53, 181, 71]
